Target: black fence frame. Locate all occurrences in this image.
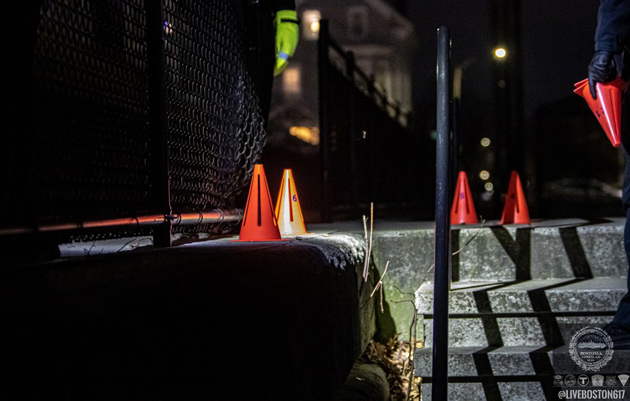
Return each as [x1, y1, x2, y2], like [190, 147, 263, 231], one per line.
[0, 0, 258, 248]
[317, 19, 433, 222]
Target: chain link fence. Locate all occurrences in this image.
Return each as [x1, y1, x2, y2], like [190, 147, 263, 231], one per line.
[1, 0, 265, 241]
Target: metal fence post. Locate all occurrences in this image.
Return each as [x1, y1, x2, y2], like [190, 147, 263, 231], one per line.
[432, 26, 452, 401]
[451, 97, 460, 191]
[146, 0, 172, 247]
[345, 51, 360, 213]
[318, 19, 332, 223]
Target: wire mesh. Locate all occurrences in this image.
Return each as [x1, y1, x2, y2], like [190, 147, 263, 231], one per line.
[1, 0, 265, 238]
[164, 0, 265, 230]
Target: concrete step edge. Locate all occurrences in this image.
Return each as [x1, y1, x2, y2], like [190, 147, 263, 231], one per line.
[417, 278, 627, 315]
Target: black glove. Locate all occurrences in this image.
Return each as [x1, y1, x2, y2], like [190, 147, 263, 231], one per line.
[588, 51, 618, 99]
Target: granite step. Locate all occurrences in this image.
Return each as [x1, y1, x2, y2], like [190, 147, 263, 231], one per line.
[419, 278, 623, 347]
[371, 218, 626, 283]
[415, 345, 553, 400]
[316, 218, 627, 344]
[416, 346, 630, 400]
[417, 278, 626, 315]
[419, 381, 550, 401]
[415, 346, 549, 377]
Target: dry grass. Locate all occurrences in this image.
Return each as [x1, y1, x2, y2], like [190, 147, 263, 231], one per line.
[360, 337, 422, 401]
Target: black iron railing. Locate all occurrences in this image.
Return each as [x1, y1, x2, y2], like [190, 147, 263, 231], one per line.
[432, 26, 452, 401]
[317, 20, 434, 222]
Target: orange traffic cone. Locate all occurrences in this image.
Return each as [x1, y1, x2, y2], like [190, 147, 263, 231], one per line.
[500, 171, 530, 225]
[573, 77, 626, 148]
[275, 169, 307, 235]
[451, 171, 478, 224]
[237, 164, 283, 241]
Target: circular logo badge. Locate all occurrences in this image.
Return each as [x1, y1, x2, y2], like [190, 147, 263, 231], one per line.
[565, 375, 577, 386]
[605, 375, 618, 386]
[578, 374, 590, 386]
[569, 326, 614, 372]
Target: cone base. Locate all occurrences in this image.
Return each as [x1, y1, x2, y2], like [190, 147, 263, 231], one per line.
[499, 220, 531, 226]
[232, 238, 290, 242]
[452, 221, 480, 225]
[279, 232, 311, 236]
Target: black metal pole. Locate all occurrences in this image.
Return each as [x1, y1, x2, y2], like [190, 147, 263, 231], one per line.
[318, 19, 332, 223]
[432, 26, 452, 401]
[345, 51, 360, 214]
[146, 0, 172, 247]
[451, 97, 460, 191]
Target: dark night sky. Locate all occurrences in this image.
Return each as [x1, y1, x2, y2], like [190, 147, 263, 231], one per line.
[404, 0, 600, 121]
[392, 0, 612, 217]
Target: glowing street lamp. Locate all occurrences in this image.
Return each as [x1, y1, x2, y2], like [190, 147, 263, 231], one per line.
[493, 47, 507, 59]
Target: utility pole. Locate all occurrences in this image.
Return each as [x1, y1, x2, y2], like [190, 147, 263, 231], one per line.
[489, 0, 523, 192]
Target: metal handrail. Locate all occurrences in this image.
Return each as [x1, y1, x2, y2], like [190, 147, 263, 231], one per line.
[0, 208, 242, 236]
[432, 26, 452, 401]
[324, 26, 410, 123]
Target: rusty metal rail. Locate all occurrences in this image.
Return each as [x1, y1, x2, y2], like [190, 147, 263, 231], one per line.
[0, 209, 242, 236]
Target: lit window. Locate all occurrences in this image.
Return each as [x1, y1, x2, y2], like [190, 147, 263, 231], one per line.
[289, 126, 320, 146]
[303, 10, 321, 40]
[283, 66, 301, 96]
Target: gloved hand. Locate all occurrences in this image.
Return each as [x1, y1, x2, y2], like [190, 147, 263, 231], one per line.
[588, 51, 618, 99]
[274, 10, 299, 76]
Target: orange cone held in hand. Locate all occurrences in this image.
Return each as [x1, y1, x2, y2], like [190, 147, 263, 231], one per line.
[451, 171, 478, 224]
[275, 169, 307, 235]
[574, 77, 626, 148]
[500, 171, 530, 225]
[238, 164, 283, 241]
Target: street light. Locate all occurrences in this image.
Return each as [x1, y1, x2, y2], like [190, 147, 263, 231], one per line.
[493, 47, 507, 59]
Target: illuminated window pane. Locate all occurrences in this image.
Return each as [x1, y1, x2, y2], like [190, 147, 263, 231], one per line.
[303, 10, 321, 40]
[283, 66, 301, 96]
[289, 126, 320, 146]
